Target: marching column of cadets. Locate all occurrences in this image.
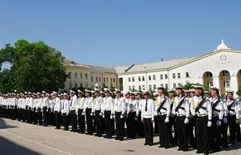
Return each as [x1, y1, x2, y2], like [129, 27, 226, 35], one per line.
[0, 86, 241, 155]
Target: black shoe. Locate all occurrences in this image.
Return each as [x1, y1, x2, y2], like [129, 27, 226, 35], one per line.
[182, 148, 188, 152]
[178, 148, 183, 151]
[159, 145, 164, 148]
[119, 138, 123, 141]
[149, 143, 153, 146]
[144, 143, 149, 145]
[196, 150, 203, 154]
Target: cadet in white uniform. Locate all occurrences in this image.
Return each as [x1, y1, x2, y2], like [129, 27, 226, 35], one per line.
[127, 92, 137, 139]
[135, 91, 144, 137]
[114, 89, 126, 141]
[62, 93, 70, 131]
[84, 89, 94, 135]
[76, 90, 85, 134]
[53, 92, 62, 129]
[156, 87, 171, 149]
[94, 88, 104, 137]
[70, 90, 78, 132]
[225, 90, 240, 144]
[42, 91, 49, 126]
[209, 87, 224, 152]
[172, 86, 190, 151]
[141, 90, 154, 146]
[102, 89, 114, 139]
[191, 86, 212, 155]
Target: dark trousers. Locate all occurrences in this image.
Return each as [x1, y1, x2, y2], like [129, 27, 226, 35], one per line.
[62, 113, 69, 130]
[170, 116, 177, 145]
[159, 115, 171, 147]
[127, 112, 136, 138]
[115, 112, 124, 140]
[176, 116, 188, 150]
[144, 118, 153, 145]
[196, 116, 210, 154]
[95, 110, 103, 136]
[237, 122, 241, 142]
[187, 117, 196, 148]
[43, 107, 48, 126]
[70, 110, 77, 131]
[77, 109, 85, 133]
[154, 116, 159, 133]
[211, 117, 221, 150]
[24, 106, 28, 122]
[22, 108, 25, 122]
[86, 108, 93, 135]
[37, 108, 42, 125]
[228, 115, 236, 144]
[55, 111, 61, 129]
[137, 112, 144, 137]
[104, 110, 112, 138]
[221, 121, 228, 147]
[28, 108, 32, 123]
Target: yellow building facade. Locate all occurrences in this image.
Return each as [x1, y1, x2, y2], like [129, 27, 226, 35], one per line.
[64, 59, 118, 91]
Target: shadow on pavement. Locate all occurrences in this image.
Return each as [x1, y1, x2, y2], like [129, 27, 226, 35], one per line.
[0, 118, 17, 129]
[0, 136, 41, 155]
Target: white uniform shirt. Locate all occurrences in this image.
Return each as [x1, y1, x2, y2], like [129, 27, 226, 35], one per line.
[210, 97, 224, 119]
[127, 99, 137, 114]
[54, 97, 62, 112]
[141, 98, 155, 121]
[224, 99, 239, 119]
[94, 96, 103, 111]
[102, 96, 114, 114]
[70, 95, 78, 111]
[156, 95, 171, 117]
[77, 97, 85, 110]
[190, 96, 212, 120]
[114, 97, 126, 115]
[172, 96, 190, 118]
[62, 99, 70, 114]
[85, 97, 94, 113]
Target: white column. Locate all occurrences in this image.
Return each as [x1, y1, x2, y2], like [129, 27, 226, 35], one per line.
[213, 75, 219, 88]
[230, 75, 238, 96]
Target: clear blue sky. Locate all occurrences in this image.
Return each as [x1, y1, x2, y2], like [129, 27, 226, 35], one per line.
[0, 0, 240, 67]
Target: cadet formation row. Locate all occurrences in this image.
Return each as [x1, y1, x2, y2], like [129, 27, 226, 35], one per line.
[0, 86, 241, 155]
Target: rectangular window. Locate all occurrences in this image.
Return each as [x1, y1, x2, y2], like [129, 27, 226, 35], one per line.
[142, 85, 145, 89]
[80, 83, 83, 88]
[173, 83, 176, 88]
[153, 84, 156, 90]
[113, 78, 115, 83]
[85, 73, 88, 79]
[85, 83, 88, 88]
[153, 75, 156, 80]
[104, 77, 106, 82]
[139, 85, 141, 90]
[106, 78, 108, 82]
[111, 78, 113, 83]
[129, 86, 131, 90]
[186, 72, 189, 78]
[69, 82, 72, 89]
[132, 77, 135, 82]
[173, 73, 176, 79]
[99, 77, 101, 82]
[96, 77, 98, 82]
[132, 86, 135, 90]
[128, 77, 131, 82]
[149, 85, 152, 90]
[138, 76, 141, 81]
[209, 82, 213, 87]
[91, 76, 93, 82]
[226, 81, 230, 87]
[178, 83, 182, 86]
[165, 74, 168, 79]
[149, 75, 151, 81]
[160, 74, 163, 80]
[80, 73, 82, 79]
[178, 73, 181, 78]
[142, 76, 145, 81]
[161, 84, 163, 87]
[165, 84, 168, 89]
[75, 72, 77, 78]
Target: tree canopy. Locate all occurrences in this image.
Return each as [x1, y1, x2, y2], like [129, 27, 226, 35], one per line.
[0, 40, 67, 93]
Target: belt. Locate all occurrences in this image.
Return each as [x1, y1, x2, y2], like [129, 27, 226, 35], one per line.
[176, 114, 185, 117]
[197, 114, 207, 117]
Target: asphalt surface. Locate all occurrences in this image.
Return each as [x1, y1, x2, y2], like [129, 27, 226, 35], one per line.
[0, 118, 241, 155]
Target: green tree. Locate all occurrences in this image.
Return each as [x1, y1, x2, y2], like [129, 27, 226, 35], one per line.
[236, 86, 241, 96]
[0, 40, 67, 93]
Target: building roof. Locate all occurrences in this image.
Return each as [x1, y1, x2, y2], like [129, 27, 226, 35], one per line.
[64, 58, 116, 74]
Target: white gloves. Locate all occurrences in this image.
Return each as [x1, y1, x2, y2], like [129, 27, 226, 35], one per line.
[191, 111, 196, 116]
[103, 115, 105, 118]
[110, 115, 113, 119]
[134, 117, 138, 121]
[165, 117, 169, 123]
[207, 121, 212, 127]
[235, 119, 239, 124]
[90, 113, 93, 116]
[184, 118, 189, 124]
[82, 112, 85, 116]
[223, 117, 228, 124]
[154, 111, 158, 116]
[216, 120, 221, 126]
[120, 115, 123, 119]
[99, 113, 102, 116]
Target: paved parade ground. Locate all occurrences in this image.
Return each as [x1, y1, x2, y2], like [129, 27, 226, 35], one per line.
[0, 118, 240, 155]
